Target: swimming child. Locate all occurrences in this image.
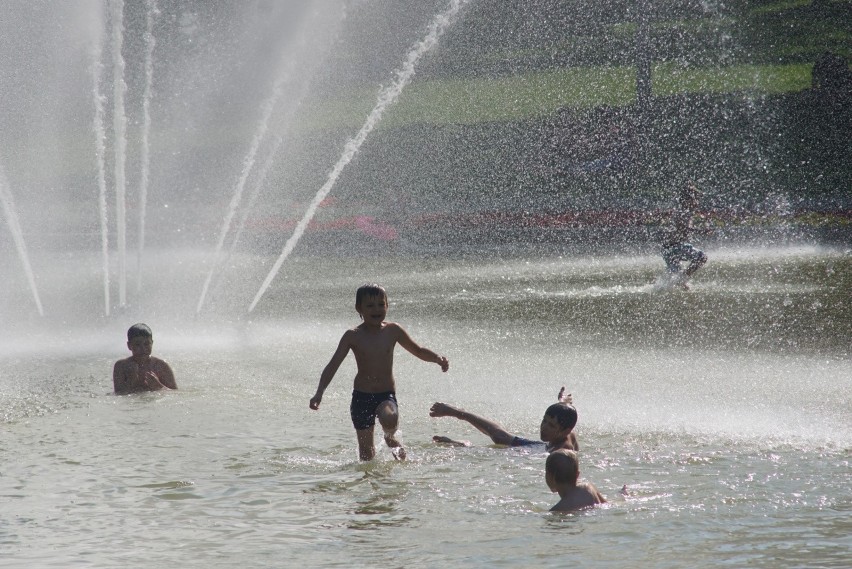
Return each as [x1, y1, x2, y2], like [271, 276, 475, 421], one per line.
[113, 323, 177, 395]
[546, 449, 606, 512]
[430, 387, 578, 452]
[660, 181, 708, 289]
[309, 283, 449, 461]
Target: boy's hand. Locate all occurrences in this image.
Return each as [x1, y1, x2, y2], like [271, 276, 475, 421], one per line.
[309, 395, 322, 410]
[437, 356, 449, 373]
[142, 370, 164, 390]
[557, 386, 573, 405]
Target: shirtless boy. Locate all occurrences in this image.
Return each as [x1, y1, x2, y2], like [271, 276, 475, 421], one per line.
[546, 449, 606, 512]
[113, 323, 177, 395]
[309, 284, 449, 461]
[430, 387, 578, 452]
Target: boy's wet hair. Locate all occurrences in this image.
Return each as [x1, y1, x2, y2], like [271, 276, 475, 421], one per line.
[545, 403, 578, 431]
[355, 283, 387, 307]
[547, 449, 580, 485]
[127, 323, 153, 341]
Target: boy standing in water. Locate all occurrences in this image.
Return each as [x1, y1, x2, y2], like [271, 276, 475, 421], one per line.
[660, 181, 708, 289]
[113, 323, 177, 395]
[546, 449, 606, 512]
[430, 387, 578, 452]
[309, 283, 449, 461]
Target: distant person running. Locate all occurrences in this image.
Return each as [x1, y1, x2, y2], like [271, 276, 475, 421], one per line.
[309, 283, 449, 461]
[430, 387, 578, 452]
[546, 449, 606, 512]
[113, 323, 177, 395]
[660, 181, 708, 289]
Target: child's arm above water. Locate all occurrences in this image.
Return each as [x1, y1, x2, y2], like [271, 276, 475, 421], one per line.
[152, 358, 177, 390]
[309, 330, 354, 410]
[392, 323, 449, 372]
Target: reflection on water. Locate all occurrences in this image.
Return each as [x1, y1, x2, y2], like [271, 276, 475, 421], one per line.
[0, 250, 849, 567]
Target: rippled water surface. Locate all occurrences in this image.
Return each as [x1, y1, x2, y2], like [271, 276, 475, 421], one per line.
[1, 247, 849, 568]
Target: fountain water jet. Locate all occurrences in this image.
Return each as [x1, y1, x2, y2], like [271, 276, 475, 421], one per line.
[196, 2, 345, 315]
[110, 0, 129, 309]
[135, 0, 159, 302]
[89, 2, 111, 317]
[0, 166, 43, 316]
[248, 0, 471, 313]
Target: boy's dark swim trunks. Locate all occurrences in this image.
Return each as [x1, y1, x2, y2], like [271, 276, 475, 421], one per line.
[510, 436, 543, 447]
[350, 390, 397, 430]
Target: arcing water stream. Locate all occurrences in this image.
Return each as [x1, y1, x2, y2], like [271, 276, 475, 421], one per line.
[248, 0, 470, 312]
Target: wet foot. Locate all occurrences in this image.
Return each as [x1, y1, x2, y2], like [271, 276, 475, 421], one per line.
[384, 432, 406, 460]
[433, 435, 470, 447]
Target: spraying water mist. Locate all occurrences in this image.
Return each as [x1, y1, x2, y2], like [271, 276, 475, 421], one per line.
[196, 3, 345, 314]
[248, 0, 470, 313]
[0, 166, 43, 316]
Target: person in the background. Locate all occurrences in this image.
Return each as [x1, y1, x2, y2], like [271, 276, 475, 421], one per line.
[660, 181, 708, 289]
[546, 449, 606, 512]
[113, 323, 177, 395]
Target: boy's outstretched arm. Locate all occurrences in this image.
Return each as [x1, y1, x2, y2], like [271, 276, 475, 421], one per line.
[429, 402, 515, 446]
[309, 332, 352, 410]
[394, 324, 449, 372]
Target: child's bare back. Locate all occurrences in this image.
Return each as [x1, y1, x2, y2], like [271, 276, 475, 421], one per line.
[550, 482, 606, 512]
[546, 449, 606, 512]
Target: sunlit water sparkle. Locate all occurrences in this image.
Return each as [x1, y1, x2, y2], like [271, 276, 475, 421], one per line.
[1, 250, 849, 568]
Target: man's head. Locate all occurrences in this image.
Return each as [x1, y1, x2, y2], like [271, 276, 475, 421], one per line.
[546, 449, 580, 491]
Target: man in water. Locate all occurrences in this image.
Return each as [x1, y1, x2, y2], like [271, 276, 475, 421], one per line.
[660, 181, 708, 289]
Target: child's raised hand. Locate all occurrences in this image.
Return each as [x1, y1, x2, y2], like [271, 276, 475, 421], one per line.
[309, 395, 322, 410]
[437, 356, 449, 373]
[558, 386, 573, 405]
